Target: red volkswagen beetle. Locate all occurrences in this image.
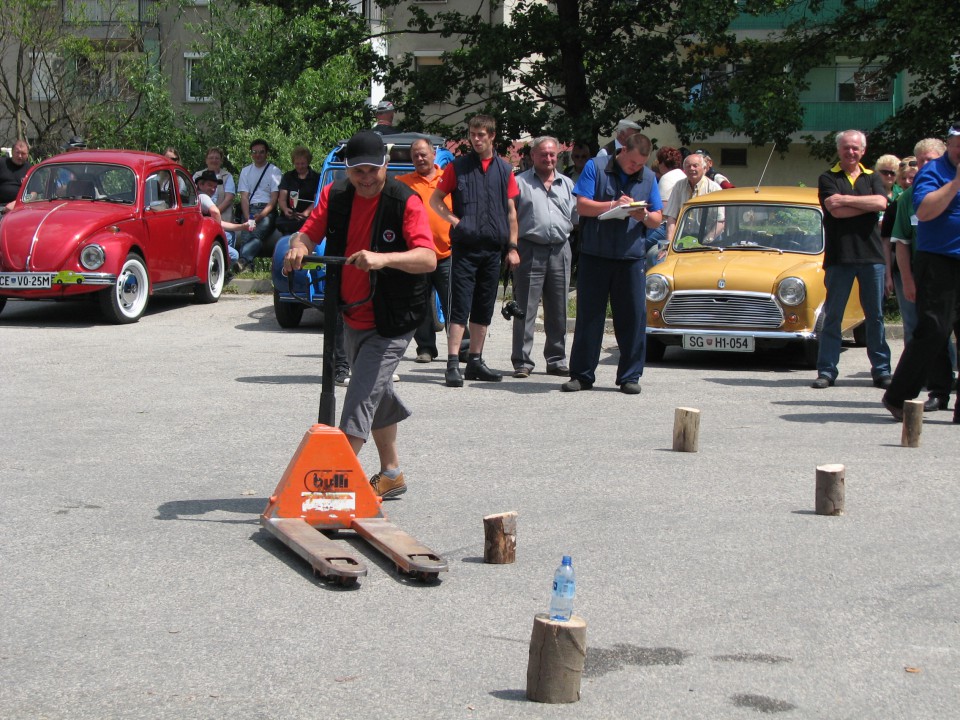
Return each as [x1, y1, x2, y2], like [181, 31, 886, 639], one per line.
[0, 150, 228, 323]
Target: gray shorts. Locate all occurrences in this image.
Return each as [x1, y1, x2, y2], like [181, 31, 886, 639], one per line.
[340, 325, 415, 441]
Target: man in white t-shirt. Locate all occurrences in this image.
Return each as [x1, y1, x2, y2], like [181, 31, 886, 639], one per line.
[235, 138, 282, 273]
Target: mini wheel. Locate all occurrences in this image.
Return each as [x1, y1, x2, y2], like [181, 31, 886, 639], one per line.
[415, 571, 439, 583]
[335, 575, 359, 588]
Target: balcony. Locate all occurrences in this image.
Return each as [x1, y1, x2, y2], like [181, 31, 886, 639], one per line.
[62, 0, 153, 25]
[799, 101, 894, 132]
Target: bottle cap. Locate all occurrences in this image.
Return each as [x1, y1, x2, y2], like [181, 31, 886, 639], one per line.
[562, 555, 572, 565]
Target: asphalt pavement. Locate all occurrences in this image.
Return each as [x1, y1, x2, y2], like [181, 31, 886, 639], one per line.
[1, 294, 958, 719]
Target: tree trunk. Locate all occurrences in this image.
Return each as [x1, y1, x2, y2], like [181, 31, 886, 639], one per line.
[483, 511, 517, 564]
[672, 407, 700, 453]
[815, 464, 845, 516]
[526, 613, 587, 704]
[901, 399, 923, 448]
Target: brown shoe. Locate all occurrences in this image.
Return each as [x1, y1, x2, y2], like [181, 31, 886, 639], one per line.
[369, 471, 407, 499]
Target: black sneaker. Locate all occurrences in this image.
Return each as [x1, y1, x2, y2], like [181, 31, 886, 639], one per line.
[335, 370, 350, 387]
[811, 375, 834, 389]
[465, 358, 502, 382]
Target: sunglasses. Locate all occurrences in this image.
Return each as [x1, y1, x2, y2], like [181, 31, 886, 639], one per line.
[949, 122, 960, 136]
[899, 160, 917, 169]
[879, 169, 896, 177]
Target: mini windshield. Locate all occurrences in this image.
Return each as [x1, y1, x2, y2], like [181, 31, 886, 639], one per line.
[22, 163, 137, 205]
[673, 203, 823, 254]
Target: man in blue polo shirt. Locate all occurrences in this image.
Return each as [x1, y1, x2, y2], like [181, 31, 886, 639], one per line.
[883, 122, 960, 421]
[562, 132, 662, 395]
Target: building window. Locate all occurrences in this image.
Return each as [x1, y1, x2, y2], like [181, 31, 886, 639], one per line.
[185, 53, 211, 103]
[31, 54, 62, 101]
[413, 52, 443, 73]
[63, 0, 140, 23]
[720, 149, 748, 167]
[836, 65, 891, 102]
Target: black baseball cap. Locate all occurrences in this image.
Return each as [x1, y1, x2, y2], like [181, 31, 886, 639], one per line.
[196, 170, 222, 185]
[344, 130, 387, 168]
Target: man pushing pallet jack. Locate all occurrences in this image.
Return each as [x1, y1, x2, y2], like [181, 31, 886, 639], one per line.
[260, 130, 448, 586]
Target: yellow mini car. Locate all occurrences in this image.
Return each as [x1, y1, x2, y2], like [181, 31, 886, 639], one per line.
[645, 186, 865, 366]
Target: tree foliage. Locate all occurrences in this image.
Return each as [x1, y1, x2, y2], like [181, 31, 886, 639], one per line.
[384, 0, 799, 149]
[0, 0, 160, 155]
[384, 0, 958, 156]
[184, 0, 379, 173]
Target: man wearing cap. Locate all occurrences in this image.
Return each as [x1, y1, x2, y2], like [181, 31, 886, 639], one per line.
[430, 113, 520, 387]
[373, 100, 401, 135]
[283, 131, 436, 499]
[63, 136, 87, 151]
[597, 119, 641, 158]
[883, 123, 960, 421]
[196, 170, 253, 266]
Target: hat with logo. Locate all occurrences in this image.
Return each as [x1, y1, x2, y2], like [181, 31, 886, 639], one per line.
[376, 100, 396, 114]
[63, 136, 87, 150]
[196, 170, 222, 185]
[344, 130, 387, 168]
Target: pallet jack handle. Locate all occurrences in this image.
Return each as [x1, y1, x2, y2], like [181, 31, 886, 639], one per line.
[286, 254, 349, 427]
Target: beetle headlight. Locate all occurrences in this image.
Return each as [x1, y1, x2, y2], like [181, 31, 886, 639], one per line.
[646, 274, 671, 302]
[80, 244, 105, 270]
[777, 276, 806, 306]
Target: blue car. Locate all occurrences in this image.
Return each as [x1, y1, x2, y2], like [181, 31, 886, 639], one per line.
[272, 132, 453, 329]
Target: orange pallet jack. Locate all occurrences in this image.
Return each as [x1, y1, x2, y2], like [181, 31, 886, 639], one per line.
[261, 256, 448, 587]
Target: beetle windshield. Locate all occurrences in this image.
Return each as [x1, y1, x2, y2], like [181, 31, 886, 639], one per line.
[22, 163, 137, 205]
[674, 203, 823, 254]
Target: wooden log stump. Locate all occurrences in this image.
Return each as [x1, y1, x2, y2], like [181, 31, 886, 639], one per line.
[483, 511, 517, 564]
[815, 464, 845, 516]
[901, 399, 924, 448]
[526, 613, 587, 703]
[672, 407, 701, 453]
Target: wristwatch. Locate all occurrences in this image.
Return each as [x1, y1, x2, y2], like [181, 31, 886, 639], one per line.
[507, 242, 519, 251]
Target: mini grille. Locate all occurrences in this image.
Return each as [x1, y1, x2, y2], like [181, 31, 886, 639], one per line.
[661, 293, 783, 329]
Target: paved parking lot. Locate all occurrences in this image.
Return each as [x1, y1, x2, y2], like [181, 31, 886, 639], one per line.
[1, 294, 958, 719]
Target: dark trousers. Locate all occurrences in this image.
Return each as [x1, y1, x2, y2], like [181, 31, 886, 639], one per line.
[414, 256, 451, 358]
[887, 251, 960, 405]
[569, 254, 647, 385]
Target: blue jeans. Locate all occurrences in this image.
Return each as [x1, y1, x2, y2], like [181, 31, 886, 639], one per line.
[238, 203, 275, 263]
[817, 263, 891, 381]
[892, 265, 918, 346]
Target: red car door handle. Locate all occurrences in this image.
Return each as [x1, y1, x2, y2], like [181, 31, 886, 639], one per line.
[176, 218, 185, 225]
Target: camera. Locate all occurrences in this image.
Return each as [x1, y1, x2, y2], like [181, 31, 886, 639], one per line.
[501, 300, 525, 321]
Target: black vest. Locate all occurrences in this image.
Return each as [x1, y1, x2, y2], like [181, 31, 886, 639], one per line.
[449, 153, 511, 247]
[325, 179, 428, 338]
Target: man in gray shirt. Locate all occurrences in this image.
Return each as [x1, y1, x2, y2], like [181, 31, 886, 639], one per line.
[511, 136, 578, 377]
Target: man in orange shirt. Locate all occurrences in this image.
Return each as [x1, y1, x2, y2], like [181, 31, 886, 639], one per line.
[397, 138, 453, 363]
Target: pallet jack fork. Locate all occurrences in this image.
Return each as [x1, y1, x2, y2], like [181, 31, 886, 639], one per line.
[260, 255, 448, 587]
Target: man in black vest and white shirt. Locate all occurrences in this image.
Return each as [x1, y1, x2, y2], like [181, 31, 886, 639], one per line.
[284, 131, 436, 500]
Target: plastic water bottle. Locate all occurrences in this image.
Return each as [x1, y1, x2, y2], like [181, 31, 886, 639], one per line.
[549, 555, 576, 621]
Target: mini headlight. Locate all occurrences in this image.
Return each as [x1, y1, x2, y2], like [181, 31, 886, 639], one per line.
[646, 274, 670, 302]
[777, 276, 806, 306]
[80, 244, 105, 270]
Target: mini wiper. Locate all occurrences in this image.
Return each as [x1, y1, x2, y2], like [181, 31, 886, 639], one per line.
[728, 243, 783, 254]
